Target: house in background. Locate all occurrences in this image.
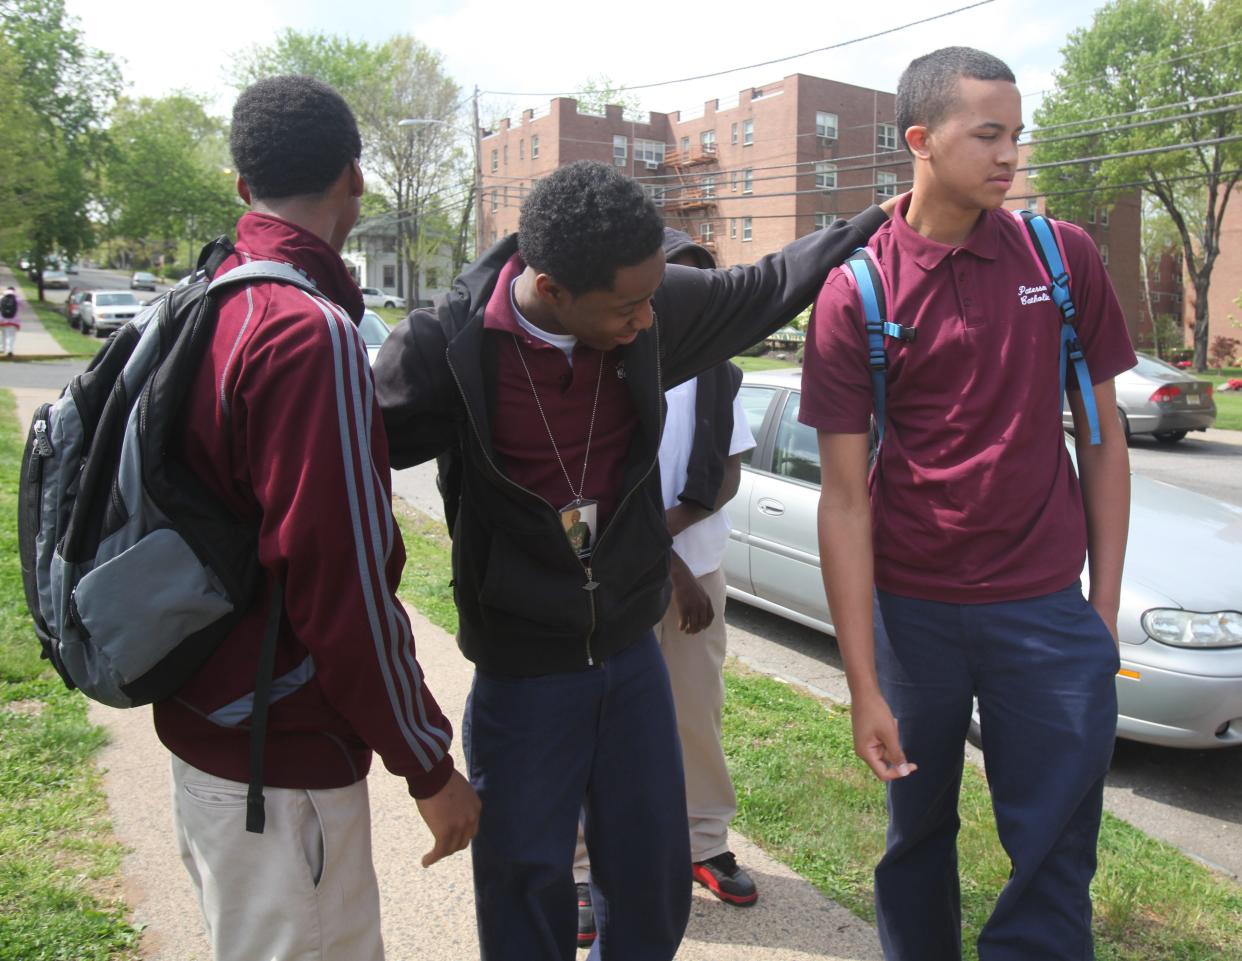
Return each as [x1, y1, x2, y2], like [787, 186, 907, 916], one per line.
[343, 214, 455, 309]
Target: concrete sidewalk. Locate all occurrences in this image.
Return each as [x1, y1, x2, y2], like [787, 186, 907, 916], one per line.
[0, 264, 73, 361]
[13, 386, 883, 961]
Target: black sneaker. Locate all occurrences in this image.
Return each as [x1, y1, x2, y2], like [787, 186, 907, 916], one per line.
[576, 882, 597, 948]
[692, 852, 758, 906]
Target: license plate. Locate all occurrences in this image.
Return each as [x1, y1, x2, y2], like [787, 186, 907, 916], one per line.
[1186, 393, 1202, 406]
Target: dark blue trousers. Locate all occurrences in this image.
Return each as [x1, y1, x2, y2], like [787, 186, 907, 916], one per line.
[463, 631, 692, 961]
[874, 583, 1119, 961]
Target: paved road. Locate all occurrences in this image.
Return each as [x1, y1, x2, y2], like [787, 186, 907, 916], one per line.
[1127, 429, 1242, 505]
[36, 265, 174, 306]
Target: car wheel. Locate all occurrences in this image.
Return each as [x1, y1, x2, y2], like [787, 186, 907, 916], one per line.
[1153, 430, 1187, 444]
[1117, 407, 1131, 443]
[384, 300, 395, 308]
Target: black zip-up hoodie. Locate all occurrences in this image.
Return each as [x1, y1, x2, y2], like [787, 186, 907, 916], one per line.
[374, 207, 886, 676]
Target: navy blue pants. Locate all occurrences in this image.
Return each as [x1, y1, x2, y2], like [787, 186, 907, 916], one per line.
[874, 583, 1119, 961]
[463, 631, 692, 961]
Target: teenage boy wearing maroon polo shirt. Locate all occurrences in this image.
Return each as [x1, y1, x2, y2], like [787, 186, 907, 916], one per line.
[802, 48, 1135, 960]
[375, 160, 890, 961]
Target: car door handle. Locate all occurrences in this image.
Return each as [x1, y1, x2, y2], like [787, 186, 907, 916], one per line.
[757, 497, 785, 516]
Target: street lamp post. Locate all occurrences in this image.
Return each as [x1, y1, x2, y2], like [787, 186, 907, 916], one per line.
[398, 86, 484, 261]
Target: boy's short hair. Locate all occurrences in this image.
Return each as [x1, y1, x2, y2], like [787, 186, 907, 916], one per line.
[896, 47, 1016, 154]
[518, 161, 664, 296]
[230, 76, 361, 200]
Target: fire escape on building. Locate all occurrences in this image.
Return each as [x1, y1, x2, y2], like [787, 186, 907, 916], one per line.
[662, 142, 719, 255]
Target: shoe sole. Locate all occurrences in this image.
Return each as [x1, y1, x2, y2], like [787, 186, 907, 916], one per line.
[692, 867, 758, 907]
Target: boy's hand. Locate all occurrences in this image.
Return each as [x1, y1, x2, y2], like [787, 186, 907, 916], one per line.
[880, 191, 908, 218]
[416, 769, 481, 867]
[851, 690, 917, 782]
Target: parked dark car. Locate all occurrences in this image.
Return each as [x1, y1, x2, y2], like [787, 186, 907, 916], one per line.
[64, 288, 87, 329]
[724, 368, 1242, 750]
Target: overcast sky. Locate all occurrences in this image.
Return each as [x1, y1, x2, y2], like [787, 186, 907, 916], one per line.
[65, 0, 1108, 127]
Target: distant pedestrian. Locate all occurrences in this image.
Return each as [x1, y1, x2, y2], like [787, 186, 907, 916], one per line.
[1, 285, 21, 356]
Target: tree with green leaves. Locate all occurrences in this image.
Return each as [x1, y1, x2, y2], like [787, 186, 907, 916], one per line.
[574, 75, 642, 116]
[1032, 0, 1242, 370]
[102, 94, 239, 271]
[0, 0, 120, 298]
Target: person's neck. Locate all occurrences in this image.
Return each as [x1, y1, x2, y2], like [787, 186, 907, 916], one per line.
[249, 199, 344, 253]
[904, 185, 985, 247]
[513, 268, 569, 336]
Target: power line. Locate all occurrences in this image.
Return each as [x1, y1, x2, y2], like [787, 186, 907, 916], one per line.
[1028, 89, 1242, 134]
[481, 1, 997, 98]
[1022, 37, 1242, 100]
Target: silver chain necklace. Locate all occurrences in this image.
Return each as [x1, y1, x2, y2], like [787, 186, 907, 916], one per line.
[511, 332, 605, 505]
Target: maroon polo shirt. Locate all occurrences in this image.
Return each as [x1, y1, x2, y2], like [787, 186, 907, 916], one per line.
[484, 254, 636, 529]
[801, 194, 1136, 603]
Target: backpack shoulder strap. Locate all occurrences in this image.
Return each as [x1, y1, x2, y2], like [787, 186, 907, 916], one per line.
[843, 247, 915, 448]
[1013, 210, 1101, 445]
[207, 260, 322, 298]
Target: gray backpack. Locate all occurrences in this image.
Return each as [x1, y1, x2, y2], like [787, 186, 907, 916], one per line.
[18, 238, 321, 832]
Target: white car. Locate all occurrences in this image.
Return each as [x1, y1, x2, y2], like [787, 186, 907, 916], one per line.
[725, 368, 1242, 750]
[358, 309, 391, 365]
[359, 287, 405, 310]
[80, 290, 142, 337]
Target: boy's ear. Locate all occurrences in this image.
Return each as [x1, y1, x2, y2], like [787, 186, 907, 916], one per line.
[349, 158, 364, 198]
[236, 175, 252, 205]
[905, 125, 932, 160]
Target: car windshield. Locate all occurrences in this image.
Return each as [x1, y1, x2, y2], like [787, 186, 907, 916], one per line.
[97, 293, 138, 307]
[357, 312, 390, 347]
[134, 273, 155, 281]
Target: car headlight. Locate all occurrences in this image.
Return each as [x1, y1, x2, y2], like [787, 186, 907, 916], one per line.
[1141, 609, 1242, 648]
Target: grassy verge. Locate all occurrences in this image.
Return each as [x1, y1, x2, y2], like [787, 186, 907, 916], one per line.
[393, 500, 1242, 960]
[10, 276, 98, 358]
[0, 391, 140, 959]
[734, 354, 799, 373]
[1213, 391, 1242, 431]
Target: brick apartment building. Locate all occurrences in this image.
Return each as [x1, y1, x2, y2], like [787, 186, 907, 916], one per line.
[478, 72, 1145, 341]
[1182, 185, 1242, 354]
[479, 72, 909, 266]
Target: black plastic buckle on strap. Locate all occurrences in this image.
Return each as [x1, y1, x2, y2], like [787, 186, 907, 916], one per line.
[869, 349, 887, 372]
[1065, 336, 1085, 362]
[896, 325, 917, 342]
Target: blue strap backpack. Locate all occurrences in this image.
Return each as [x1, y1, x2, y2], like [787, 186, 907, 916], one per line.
[843, 209, 1101, 448]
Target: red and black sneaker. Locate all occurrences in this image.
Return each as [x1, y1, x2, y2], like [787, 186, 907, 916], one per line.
[692, 852, 759, 906]
[576, 882, 597, 948]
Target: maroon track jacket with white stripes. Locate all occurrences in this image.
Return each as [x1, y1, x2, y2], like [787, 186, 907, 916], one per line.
[153, 212, 455, 800]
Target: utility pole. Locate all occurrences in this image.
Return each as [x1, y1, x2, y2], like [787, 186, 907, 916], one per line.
[473, 85, 484, 258]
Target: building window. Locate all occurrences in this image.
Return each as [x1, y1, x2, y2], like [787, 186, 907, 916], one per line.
[731, 170, 738, 192]
[382, 265, 395, 288]
[680, 136, 690, 153]
[490, 148, 498, 173]
[491, 189, 498, 212]
[382, 235, 396, 253]
[743, 168, 753, 194]
[877, 171, 897, 199]
[531, 135, 539, 159]
[731, 122, 738, 144]
[426, 268, 438, 289]
[700, 222, 714, 243]
[815, 213, 838, 230]
[1100, 243, 1109, 265]
[816, 162, 837, 191]
[635, 138, 666, 168]
[503, 144, 508, 166]
[1087, 207, 1095, 223]
[1026, 197, 1039, 211]
[643, 184, 665, 206]
[730, 219, 737, 239]
[613, 135, 628, 167]
[816, 111, 838, 141]
[878, 123, 898, 151]
[742, 119, 754, 146]
[1100, 207, 1110, 226]
[703, 175, 716, 198]
[519, 139, 525, 160]
[742, 217, 753, 241]
[701, 130, 716, 150]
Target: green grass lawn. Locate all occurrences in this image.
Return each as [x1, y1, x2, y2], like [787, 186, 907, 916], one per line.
[1200, 367, 1242, 431]
[0, 391, 141, 959]
[11, 276, 99, 358]
[392, 503, 1242, 960]
[733, 354, 799, 373]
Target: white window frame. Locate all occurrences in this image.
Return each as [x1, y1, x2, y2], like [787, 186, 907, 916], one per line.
[613, 135, 628, 167]
[1101, 207, 1110, 226]
[731, 170, 738, 192]
[643, 184, 665, 207]
[730, 218, 737, 239]
[490, 148, 498, 173]
[742, 217, 753, 241]
[700, 222, 714, 242]
[743, 168, 753, 194]
[635, 138, 666, 168]
[877, 171, 897, 199]
[816, 111, 838, 141]
[701, 129, 716, 148]
[731, 122, 738, 144]
[816, 162, 837, 191]
[490, 189, 498, 212]
[877, 123, 898, 151]
[814, 213, 838, 230]
[742, 119, 754, 146]
[531, 135, 540, 159]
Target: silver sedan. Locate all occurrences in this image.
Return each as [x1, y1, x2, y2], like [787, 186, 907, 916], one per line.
[1062, 353, 1216, 444]
[724, 368, 1242, 750]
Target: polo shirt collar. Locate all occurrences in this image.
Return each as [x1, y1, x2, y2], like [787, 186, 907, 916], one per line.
[892, 193, 1000, 270]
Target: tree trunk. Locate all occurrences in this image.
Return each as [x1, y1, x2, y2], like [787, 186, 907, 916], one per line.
[1193, 275, 1211, 371]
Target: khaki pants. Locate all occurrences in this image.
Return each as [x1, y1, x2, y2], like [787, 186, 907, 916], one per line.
[575, 566, 736, 879]
[171, 755, 385, 961]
